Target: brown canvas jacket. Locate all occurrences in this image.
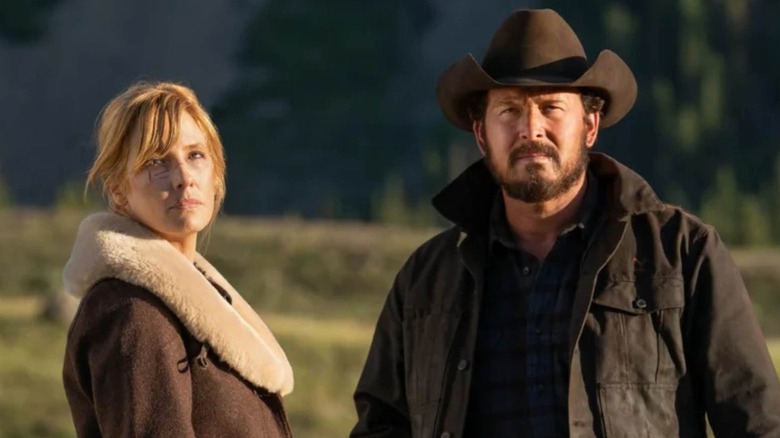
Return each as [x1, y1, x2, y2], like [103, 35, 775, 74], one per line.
[352, 153, 780, 438]
[62, 212, 294, 437]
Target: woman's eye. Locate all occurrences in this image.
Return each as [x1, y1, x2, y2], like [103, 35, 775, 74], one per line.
[189, 151, 206, 160]
[145, 158, 165, 167]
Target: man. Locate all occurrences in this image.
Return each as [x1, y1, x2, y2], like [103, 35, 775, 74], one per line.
[351, 8, 780, 438]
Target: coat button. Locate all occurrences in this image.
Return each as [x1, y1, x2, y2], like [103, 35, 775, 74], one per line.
[634, 298, 648, 309]
[441, 432, 452, 438]
[456, 359, 470, 371]
[522, 266, 531, 276]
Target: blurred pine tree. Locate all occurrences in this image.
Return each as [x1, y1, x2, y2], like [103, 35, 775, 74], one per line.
[548, 0, 780, 245]
[0, 0, 62, 43]
[212, 0, 434, 219]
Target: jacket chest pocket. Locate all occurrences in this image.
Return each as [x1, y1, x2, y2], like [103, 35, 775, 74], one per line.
[584, 278, 686, 437]
[585, 277, 685, 385]
[402, 308, 462, 409]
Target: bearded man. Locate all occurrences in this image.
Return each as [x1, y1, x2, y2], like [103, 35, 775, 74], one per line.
[351, 8, 780, 438]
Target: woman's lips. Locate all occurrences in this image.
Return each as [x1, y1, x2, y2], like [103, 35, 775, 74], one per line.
[172, 198, 203, 210]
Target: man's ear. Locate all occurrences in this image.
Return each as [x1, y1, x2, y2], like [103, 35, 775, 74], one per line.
[473, 120, 488, 156]
[584, 112, 600, 148]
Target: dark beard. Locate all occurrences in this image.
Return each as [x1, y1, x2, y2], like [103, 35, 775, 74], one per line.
[485, 138, 589, 203]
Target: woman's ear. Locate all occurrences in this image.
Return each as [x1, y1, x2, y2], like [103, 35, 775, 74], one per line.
[110, 185, 127, 209]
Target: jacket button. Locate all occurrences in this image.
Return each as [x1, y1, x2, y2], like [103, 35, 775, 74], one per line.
[634, 298, 648, 309]
[441, 432, 452, 438]
[456, 359, 469, 371]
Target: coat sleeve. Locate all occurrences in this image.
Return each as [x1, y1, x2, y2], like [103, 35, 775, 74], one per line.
[351, 265, 413, 438]
[63, 280, 197, 438]
[686, 228, 780, 436]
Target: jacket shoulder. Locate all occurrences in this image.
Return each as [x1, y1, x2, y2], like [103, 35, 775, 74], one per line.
[409, 226, 463, 261]
[645, 203, 715, 241]
[389, 227, 466, 306]
[400, 227, 462, 274]
[67, 278, 184, 344]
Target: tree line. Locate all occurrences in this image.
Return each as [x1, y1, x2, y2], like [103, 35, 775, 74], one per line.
[2, 0, 779, 246]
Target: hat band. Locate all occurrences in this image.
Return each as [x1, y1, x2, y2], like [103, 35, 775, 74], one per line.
[484, 55, 589, 84]
[495, 75, 582, 85]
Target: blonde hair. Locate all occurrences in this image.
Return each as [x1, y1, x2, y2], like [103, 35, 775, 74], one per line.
[86, 81, 226, 217]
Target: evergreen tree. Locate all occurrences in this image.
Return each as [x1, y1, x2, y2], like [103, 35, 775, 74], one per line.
[0, 0, 62, 43]
[548, 0, 780, 245]
[213, 0, 433, 218]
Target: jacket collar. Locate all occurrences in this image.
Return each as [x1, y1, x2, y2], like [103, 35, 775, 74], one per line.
[432, 152, 664, 231]
[63, 212, 294, 396]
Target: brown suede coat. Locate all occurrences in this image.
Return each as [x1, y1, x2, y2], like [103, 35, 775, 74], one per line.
[62, 213, 294, 437]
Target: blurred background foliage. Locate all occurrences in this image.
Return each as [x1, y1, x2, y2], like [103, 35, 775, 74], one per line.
[1, 0, 780, 246]
[210, 0, 780, 246]
[0, 0, 61, 43]
[1, 1, 780, 437]
[0, 210, 778, 437]
[211, 0, 438, 220]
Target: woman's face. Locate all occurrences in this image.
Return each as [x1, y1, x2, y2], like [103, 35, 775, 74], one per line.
[121, 112, 215, 252]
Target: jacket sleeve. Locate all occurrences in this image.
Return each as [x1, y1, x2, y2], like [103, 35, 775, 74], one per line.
[687, 228, 780, 436]
[351, 266, 412, 438]
[64, 280, 197, 438]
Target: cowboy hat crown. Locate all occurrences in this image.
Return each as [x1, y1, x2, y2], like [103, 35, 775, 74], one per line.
[436, 9, 637, 131]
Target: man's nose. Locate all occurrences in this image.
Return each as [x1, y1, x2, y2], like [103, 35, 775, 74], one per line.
[518, 108, 545, 140]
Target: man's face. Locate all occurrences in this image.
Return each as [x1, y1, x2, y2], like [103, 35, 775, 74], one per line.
[474, 87, 600, 203]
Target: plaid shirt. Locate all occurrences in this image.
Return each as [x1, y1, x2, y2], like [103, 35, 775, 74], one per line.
[464, 172, 600, 437]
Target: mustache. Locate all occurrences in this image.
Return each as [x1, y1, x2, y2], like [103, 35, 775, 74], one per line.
[508, 141, 560, 164]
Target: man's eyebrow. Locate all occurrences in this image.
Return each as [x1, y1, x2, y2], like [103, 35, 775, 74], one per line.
[492, 95, 568, 108]
[533, 96, 567, 104]
[493, 96, 526, 106]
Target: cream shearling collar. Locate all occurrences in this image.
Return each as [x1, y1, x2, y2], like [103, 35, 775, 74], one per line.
[63, 212, 293, 396]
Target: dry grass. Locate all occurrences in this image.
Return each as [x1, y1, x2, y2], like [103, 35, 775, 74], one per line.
[1, 209, 779, 437]
[769, 339, 780, 366]
[0, 296, 374, 438]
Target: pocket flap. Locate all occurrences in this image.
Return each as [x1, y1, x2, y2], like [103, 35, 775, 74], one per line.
[592, 277, 684, 314]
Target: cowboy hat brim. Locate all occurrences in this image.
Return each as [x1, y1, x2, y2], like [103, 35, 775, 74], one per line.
[436, 49, 637, 131]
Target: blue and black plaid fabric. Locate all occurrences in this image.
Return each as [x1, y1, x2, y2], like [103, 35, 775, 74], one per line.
[464, 173, 599, 437]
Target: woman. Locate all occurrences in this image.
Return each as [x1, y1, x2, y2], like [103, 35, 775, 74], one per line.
[62, 82, 294, 437]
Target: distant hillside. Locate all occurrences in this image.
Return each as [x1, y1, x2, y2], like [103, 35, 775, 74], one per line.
[0, 0, 254, 204]
[0, 0, 525, 209]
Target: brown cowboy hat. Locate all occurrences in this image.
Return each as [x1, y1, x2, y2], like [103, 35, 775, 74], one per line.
[437, 9, 637, 131]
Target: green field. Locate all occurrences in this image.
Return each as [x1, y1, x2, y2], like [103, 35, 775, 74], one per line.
[0, 298, 377, 438]
[0, 210, 778, 437]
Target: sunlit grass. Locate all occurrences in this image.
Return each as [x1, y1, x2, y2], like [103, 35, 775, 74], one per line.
[0, 318, 73, 438]
[0, 297, 375, 438]
[769, 339, 780, 368]
[1, 293, 778, 438]
[0, 210, 779, 437]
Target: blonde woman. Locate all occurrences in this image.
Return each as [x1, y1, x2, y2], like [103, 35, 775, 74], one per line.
[62, 82, 294, 437]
